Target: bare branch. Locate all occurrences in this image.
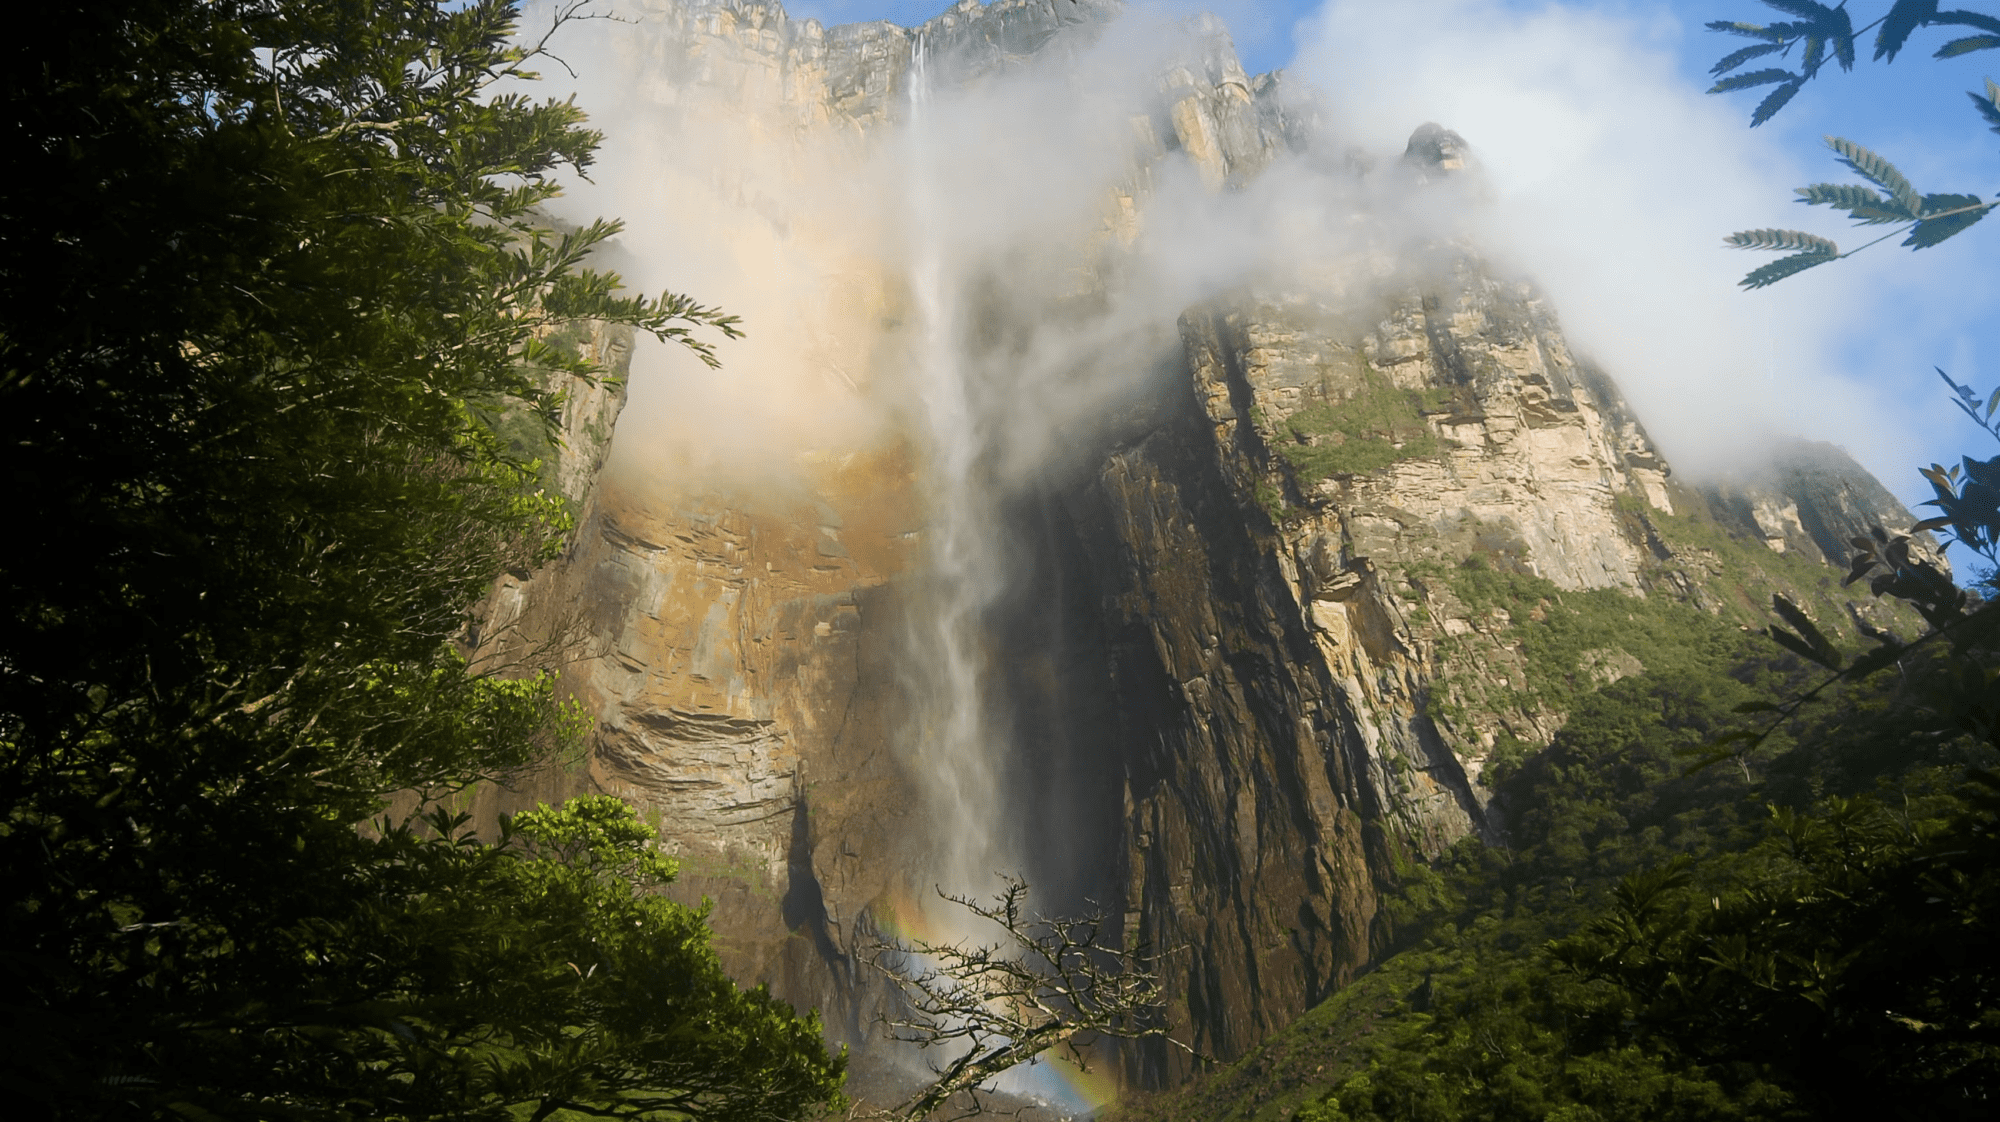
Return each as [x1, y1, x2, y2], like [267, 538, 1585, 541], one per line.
[863, 876, 1199, 1121]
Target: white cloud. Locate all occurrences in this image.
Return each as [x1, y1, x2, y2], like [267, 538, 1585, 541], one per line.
[1287, 0, 1942, 486]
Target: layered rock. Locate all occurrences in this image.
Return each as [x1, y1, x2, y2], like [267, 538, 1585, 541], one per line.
[1065, 260, 1661, 1074]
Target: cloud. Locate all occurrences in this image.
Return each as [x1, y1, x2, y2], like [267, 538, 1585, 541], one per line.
[533, 1, 1327, 497]
[1287, 0, 1937, 486]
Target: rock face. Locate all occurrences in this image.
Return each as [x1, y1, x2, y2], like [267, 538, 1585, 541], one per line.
[482, 452, 930, 1045]
[1061, 266, 1675, 1076]
[470, 0, 1929, 1098]
[1702, 439, 1930, 564]
[1060, 262, 1928, 1079]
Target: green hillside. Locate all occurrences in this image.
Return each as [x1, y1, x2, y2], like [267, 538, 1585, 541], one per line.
[1109, 565, 2000, 1121]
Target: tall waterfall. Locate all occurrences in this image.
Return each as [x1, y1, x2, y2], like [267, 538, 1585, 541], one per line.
[898, 30, 1015, 903]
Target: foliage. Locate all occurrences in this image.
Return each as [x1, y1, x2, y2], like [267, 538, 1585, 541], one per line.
[1423, 494, 1902, 746]
[1557, 777, 2000, 1121]
[1421, 498, 1902, 728]
[43, 795, 843, 1121]
[1707, 3, 2000, 284]
[1271, 373, 1449, 485]
[0, 2, 840, 1118]
[1433, 556, 1759, 716]
[1901, 374, 2000, 591]
[1707, 2, 2000, 122]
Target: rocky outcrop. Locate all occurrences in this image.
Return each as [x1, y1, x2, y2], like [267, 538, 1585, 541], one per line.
[1701, 439, 1931, 564]
[1063, 256, 1669, 1077]
[1057, 244, 1928, 1083]
[619, 0, 1123, 133]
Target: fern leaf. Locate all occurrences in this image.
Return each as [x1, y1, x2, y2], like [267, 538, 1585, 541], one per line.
[1919, 191, 1986, 218]
[1795, 183, 1883, 209]
[1904, 196, 1990, 248]
[1875, 0, 1940, 62]
[1936, 34, 2000, 57]
[1707, 20, 1787, 42]
[1712, 42, 1787, 75]
[1725, 228, 1839, 254]
[1973, 79, 2000, 135]
[1826, 137, 1924, 216]
[1751, 78, 1805, 125]
[1796, 183, 1913, 224]
[1709, 67, 1799, 93]
[1740, 250, 1837, 289]
[1934, 9, 2000, 34]
[1853, 204, 1918, 224]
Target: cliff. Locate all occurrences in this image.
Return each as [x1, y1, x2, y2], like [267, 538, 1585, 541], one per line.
[464, 0, 1931, 1100]
[1065, 254, 1923, 1080]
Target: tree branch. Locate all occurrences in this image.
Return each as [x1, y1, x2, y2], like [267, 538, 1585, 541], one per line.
[863, 876, 1198, 1121]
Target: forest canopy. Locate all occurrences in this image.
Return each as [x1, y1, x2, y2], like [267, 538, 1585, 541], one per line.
[0, 2, 837, 1118]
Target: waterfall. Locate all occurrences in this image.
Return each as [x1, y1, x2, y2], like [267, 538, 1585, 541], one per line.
[899, 29, 1015, 901]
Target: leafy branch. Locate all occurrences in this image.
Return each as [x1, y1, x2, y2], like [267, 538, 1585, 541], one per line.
[1724, 134, 1996, 287]
[1709, 5, 2000, 284]
[1708, 1, 2000, 125]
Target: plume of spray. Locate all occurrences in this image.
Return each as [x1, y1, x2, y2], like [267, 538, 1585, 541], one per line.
[865, 8, 1430, 915]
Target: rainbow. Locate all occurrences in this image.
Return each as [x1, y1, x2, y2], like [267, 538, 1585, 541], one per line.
[868, 885, 1125, 1115]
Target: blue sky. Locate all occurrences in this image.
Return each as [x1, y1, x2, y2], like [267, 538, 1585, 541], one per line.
[770, 1, 1999, 509]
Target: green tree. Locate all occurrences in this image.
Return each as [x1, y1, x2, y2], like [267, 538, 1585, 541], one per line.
[0, 2, 839, 1117]
[1558, 780, 2000, 1121]
[90, 794, 842, 1121]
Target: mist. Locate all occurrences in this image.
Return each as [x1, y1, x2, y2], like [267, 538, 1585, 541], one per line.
[541, 1, 1372, 496]
[540, 0, 1942, 503]
[1286, 0, 1947, 492]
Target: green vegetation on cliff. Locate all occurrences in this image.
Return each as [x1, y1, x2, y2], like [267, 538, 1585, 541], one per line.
[1416, 488, 1925, 773]
[1274, 373, 1453, 483]
[1428, 556, 1767, 720]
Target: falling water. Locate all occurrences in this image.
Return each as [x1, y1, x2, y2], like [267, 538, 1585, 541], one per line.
[899, 31, 1015, 900]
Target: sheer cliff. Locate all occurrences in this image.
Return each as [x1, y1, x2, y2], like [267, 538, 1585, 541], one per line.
[465, 0, 1928, 1096]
